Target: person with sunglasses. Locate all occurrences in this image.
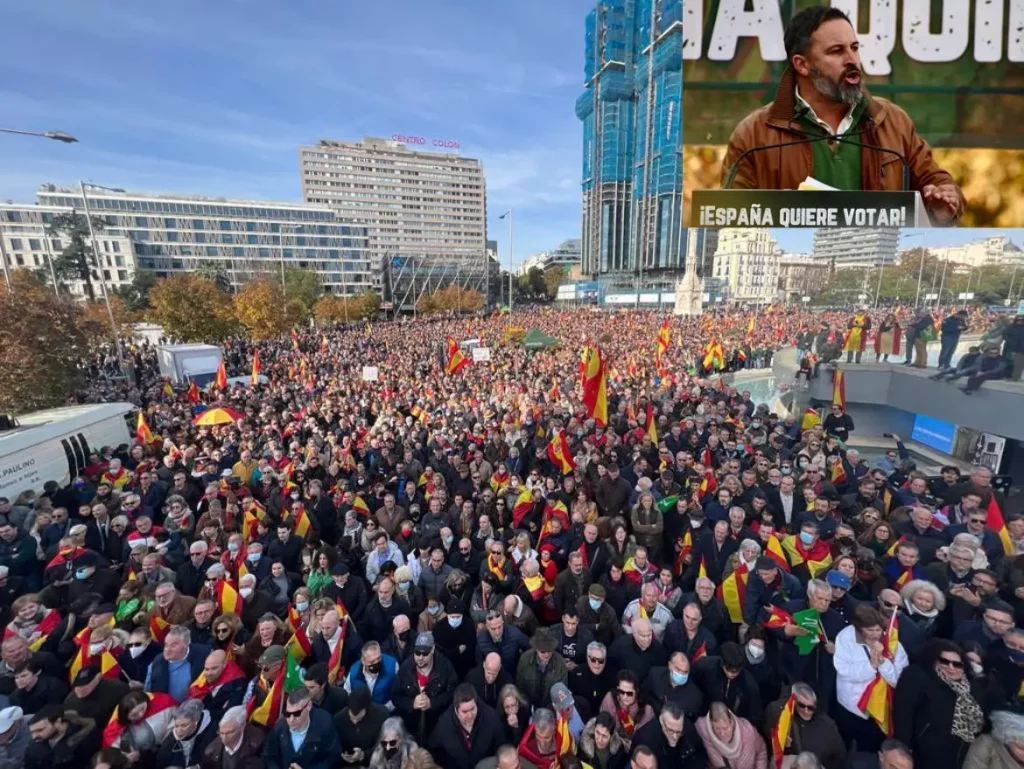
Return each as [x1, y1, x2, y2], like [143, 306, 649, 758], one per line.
[369, 715, 425, 769]
[263, 687, 340, 769]
[392, 631, 458, 745]
[893, 639, 987, 769]
[765, 683, 847, 769]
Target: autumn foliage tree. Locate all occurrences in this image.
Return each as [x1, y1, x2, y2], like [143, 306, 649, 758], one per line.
[415, 285, 485, 315]
[313, 290, 380, 323]
[80, 295, 136, 344]
[149, 273, 237, 342]
[234, 277, 304, 339]
[0, 270, 91, 413]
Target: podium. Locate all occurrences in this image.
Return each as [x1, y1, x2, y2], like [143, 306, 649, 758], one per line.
[690, 190, 929, 228]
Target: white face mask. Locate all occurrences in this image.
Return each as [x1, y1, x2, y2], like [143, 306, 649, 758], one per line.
[129, 644, 146, 659]
[89, 642, 105, 656]
[240, 587, 253, 598]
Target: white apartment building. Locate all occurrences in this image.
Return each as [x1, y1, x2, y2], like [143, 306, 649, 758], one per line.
[812, 228, 900, 270]
[518, 239, 582, 276]
[921, 235, 1024, 267]
[711, 228, 781, 304]
[299, 137, 489, 309]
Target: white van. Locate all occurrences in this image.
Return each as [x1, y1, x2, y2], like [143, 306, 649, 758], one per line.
[0, 402, 134, 497]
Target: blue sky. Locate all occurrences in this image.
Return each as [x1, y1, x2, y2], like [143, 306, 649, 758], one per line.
[0, 0, 593, 266]
[771, 228, 1024, 254]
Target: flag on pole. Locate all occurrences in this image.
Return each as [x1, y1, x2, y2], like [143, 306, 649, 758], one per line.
[646, 402, 658, 443]
[832, 369, 847, 410]
[251, 350, 262, 385]
[136, 412, 155, 445]
[581, 346, 608, 427]
[444, 336, 469, 375]
[248, 653, 304, 727]
[801, 407, 821, 431]
[215, 361, 228, 390]
[986, 494, 1014, 555]
[747, 315, 755, 339]
[770, 693, 796, 768]
[656, 318, 671, 374]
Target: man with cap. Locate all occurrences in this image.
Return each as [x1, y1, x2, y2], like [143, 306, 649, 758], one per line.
[515, 629, 569, 709]
[392, 630, 458, 744]
[428, 682, 505, 769]
[63, 663, 129, 739]
[575, 583, 621, 646]
[825, 569, 857, 627]
[743, 556, 803, 627]
[550, 681, 585, 740]
[0, 705, 31, 769]
[242, 645, 291, 715]
[65, 551, 120, 605]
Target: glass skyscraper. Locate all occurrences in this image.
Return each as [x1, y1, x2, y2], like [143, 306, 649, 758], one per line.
[576, 0, 682, 281]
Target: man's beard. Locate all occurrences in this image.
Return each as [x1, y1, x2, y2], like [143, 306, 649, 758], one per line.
[810, 65, 864, 107]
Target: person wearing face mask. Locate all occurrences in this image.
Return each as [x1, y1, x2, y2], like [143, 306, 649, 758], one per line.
[116, 627, 161, 684]
[393, 565, 425, 621]
[642, 651, 704, 720]
[741, 625, 781, 705]
[344, 641, 398, 708]
[575, 584, 620, 647]
[322, 562, 368, 621]
[433, 601, 476, 678]
[382, 614, 414, 664]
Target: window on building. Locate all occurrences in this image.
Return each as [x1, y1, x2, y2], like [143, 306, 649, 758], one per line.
[9, 238, 22, 250]
[28, 238, 41, 250]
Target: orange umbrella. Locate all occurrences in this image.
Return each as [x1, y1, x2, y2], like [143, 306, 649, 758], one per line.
[193, 407, 244, 426]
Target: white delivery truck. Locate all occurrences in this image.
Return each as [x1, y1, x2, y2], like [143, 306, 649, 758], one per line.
[0, 402, 134, 497]
[157, 343, 223, 386]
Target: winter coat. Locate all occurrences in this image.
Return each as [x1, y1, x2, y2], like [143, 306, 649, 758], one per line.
[263, 707, 340, 769]
[695, 713, 768, 769]
[391, 650, 459, 744]
[763, 694, 846, 769]
[200, 725, 265, 769]
[476, 625, 531, 675]
[515, 649, 569, 708]
[155, 711, 217, 769]
[428, 700, 505, 769]
[578, 717, 629, 769]
[963, 733, 1022, 769]
[632, 716, 706, 769]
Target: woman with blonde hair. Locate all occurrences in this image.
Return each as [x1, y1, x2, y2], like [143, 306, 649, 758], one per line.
[695, 701, 768, 769]
[497, 683, 530, 745]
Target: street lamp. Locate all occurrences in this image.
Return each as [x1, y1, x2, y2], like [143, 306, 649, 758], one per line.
[0, 128, 78, 288]
[0, 127, 78, 143]
[80, 181, 129, 376]
[500, 209, 514, 316]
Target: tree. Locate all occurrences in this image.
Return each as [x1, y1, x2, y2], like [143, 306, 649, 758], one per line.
[113, 270, 157, 312]
[234, 277, 303, 339]
[281, 267, 324, 318]
[527, 267, 547, 298]
[80, 295, 136, 344]
[0, 270, 90, 413]
[149, 273, 237, 342]
[415, 285, 485, 315]
[196, 262, 233, 294]
[543, 266, 565, 300]
[47, 211, 105, 300]
[313, 290, 380, 323]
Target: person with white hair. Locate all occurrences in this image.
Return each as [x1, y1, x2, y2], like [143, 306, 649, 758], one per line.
[155, 698, 215, 769]
[368, 715, 424, 769]
[201, 701, 266, 767]
[964, 709, 1024, 769]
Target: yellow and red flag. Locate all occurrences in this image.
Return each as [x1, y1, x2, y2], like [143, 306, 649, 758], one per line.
[352, 495, 370, 518]
[857, 673, 894, 736]
[215, 361, 228, 390]
[187, 380, 200, 404]
[656, 318, 671, 374]
[554, 711, 575, 758]
[149, 614, 171, 643]
[136, 412, 155, 445]
[444, 336, 469, 375]
[764, 605, 796, 629]
[512, 488, 534, 528]
[717, 563, 749, 624]
[986, 494, 1014, 555]
[764, 534, 791, 572]
[249, 654, 303, 727]
[830, 460, 847, 486]
[801, 407, 821, 431]
[547, 432, 575, 475]
[698, 555, 708, 580]
[293, 506, 312, 539]
[832, 369, 847, 411]
[645, 403, 658, 443]
[770, 693, 796, 768]
[581, 346, 608, 427]
[548, 379, 560, 401]
[162, 380, 174, 398]
[673, 531, 693, 577]
[251, 350, 262, 385]
[746, 315, 755, 339]
[215, 579, 243, 616]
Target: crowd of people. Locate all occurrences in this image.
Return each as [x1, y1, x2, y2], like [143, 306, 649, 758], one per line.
[1, 305, 1023, 769]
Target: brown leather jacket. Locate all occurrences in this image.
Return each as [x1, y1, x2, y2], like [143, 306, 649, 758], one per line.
[722, 67, 965, 221]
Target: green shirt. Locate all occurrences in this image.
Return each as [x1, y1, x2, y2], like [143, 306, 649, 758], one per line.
[796, 96, 868, 191]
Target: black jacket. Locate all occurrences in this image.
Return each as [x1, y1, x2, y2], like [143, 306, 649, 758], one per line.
[322, 576, 369, 621]
[570, 665, 617, 719]
[9, 673, 68, 714]
[155, 713, 217, 769]
[428, 699, 505, 769]
[432, 616, 477, 678]
[893, 664, 988, 769]
[764, 694, 847, 769]
[608, 634, 668, 683]
[178, 557, 218, 598]
[391, 650, 459, 744]
[631, 716, 706, 769]
[642, 666, 705, 720]
[333, 702, 389, 764]
[23, 712, 95, 769]
[360, 596, 411, 643]
[310, 627, 363, 674]
[691, 655, 764, 727]
[465, 663, 513, 710]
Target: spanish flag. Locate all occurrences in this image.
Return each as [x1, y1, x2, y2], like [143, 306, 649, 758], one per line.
[717, 563, 749, 624]
[885, 535, 908, 558]
[512, 488, 535, 528]
[746, 315, 755, 339]
[986, 494, 1014, 556]
[293, 506, 312, 539]
[215, 360, 228, 390]
[691, 642, 708, 662]
[702, 340, 725, 371]
[215, 579, 243, 616]
[249, 653, 304, 727]
[893, 567, 913, 590]
[554, 712, 575, 757]
[832, 369, 847, 411]
[409, 404, 428, 423]
[581, 346, 608, 427]
[857, 673, 894, 736]
[444, 336, 469, 375]
[352, 495, 371, 518]
[162, 380, 174, 398]
[698, 555, 708, 580]
[764, 605, 795, 629]
[69, 639, 121, 684]
[251, 349, 262, 385]
[656, 318, 671, 374]
[187, 379, 200, 404]
[770, 693, 796, 768]
[548, 379, 560, 401]
[830, 460, 847, 486]
[646, 402, 658, 443]
[326, 616, 348, 685]
[149, 614, 171, 643]
[765, 534, 791, 572]
[801, 407, 821, 431]
[673, 531, 693, 577]
[136, 412, 155, 445]
[547, 432, 575, 475]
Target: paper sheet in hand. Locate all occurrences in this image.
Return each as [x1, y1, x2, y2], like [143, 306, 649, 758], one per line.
[793, 607, 822, 655]
[797, 176, 838, 191]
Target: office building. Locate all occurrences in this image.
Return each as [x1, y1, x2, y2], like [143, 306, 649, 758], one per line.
[711, 228, 781, 304]
[0, 185, 371, 298]
[778, 253, 829, 301]
[812, 227, 900, 270]
[518, 239, 582, 276]
[576, 0, 683, 279]
[921, 234, 1024, 267]
[299, 137, 489, 311]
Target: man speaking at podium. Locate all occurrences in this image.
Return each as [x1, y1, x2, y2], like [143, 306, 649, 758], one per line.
[721, 6, 964, 224]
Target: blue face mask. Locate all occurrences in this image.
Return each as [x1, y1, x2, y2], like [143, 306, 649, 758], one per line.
[227, 542, 239, 553]
[589, 598, 602, 611]
[399, 581, 411, 591]
[1010, 649, 1024, 665]
[248, 552, 261, 563]
[295, 601, 309, 612]
[448, 616, 463, 628]
[75, 569, 90, 580]
[427, 605, 440, 615]
[670, 671, 689, 686]
[799, 532, 815, 546]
